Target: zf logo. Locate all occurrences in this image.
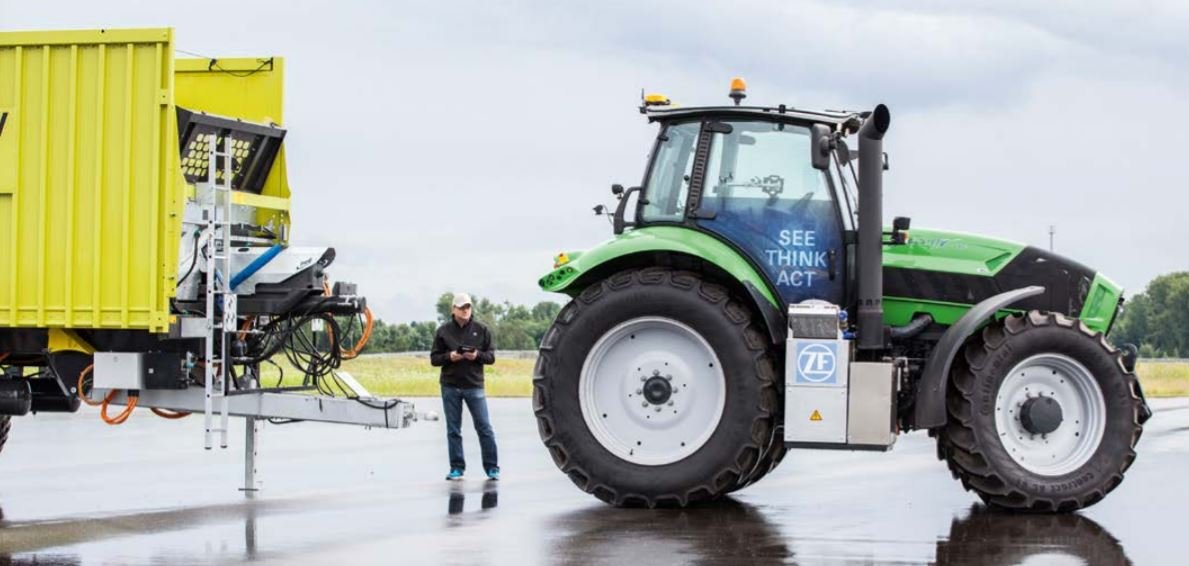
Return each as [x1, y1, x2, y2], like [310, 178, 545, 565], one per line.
[796, 343, 837, 384]
[0, 112, 8, 139]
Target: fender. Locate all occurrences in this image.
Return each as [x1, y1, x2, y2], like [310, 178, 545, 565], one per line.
[914, 285, 1045, 429]
[539, 226, 786, 344]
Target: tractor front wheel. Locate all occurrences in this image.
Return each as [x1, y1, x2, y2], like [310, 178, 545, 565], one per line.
[533, 268, 782, 507]
[937, 311, 1145, 512]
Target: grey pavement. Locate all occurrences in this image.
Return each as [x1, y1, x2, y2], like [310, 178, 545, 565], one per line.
[1, 397, 1187, 565]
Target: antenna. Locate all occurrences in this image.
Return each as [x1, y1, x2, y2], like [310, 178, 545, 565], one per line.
[1048, 225, 1055, 252]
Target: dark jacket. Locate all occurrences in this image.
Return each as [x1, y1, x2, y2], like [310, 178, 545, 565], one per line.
[430, 317, 496, 389]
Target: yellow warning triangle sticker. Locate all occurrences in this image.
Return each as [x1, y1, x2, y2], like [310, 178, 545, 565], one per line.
[810, 410, 822, 422]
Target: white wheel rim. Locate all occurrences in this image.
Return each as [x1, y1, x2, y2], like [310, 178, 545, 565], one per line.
[994, 354, 1107, 476]
[579, 316, 726, 466]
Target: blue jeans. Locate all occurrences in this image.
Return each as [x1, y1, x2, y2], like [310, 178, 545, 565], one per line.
[441, 385, 499, 473]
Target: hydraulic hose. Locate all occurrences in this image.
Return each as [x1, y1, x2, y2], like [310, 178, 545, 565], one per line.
[890, 314, 934, 341]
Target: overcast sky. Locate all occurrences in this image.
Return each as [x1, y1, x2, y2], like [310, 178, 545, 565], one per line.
[3, 1, 1186, 322]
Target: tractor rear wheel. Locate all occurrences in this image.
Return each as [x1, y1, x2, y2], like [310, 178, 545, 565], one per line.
[533, 268, 783, 507]
[937, 311, 1144, 512]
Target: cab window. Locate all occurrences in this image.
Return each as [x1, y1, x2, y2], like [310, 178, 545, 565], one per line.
[641, 121, 700, 223]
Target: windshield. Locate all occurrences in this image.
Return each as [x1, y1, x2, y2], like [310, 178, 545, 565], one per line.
[700, 121, 827, 212]
[641, 121, 699, 223]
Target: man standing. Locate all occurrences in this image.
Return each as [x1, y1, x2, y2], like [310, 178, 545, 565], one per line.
[430, 293, 500, 481]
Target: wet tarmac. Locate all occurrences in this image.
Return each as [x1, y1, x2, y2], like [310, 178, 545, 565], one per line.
[1, 397, 1187, 565]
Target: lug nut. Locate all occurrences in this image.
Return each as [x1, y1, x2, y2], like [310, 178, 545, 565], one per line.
[664, 374, 672, 381]
[636, 388, 643, 395]
[667, 401, 674, 406]
[653, 369, 660, 376]
[640, 376, 647, 382]
[641, 401, 648, 407]
[654, 406, 662, 413]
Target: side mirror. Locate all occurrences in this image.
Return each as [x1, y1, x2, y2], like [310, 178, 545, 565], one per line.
[613, 186, 643, 235]
[810, 124, 833, 170]
[611, 183, 625, 198]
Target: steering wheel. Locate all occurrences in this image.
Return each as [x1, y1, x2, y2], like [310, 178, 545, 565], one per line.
[758, 174, 785, 198]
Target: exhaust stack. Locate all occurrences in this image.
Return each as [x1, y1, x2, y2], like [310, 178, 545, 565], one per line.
[857, 104, 891, 350]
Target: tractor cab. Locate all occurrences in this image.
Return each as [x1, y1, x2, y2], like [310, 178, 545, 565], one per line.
[627, 90, 867, 309]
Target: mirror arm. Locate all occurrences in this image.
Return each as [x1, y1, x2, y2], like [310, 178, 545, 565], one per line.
[613, 186, 643, 235]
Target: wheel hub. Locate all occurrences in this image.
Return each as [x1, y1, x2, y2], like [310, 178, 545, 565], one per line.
[643, 375, 673, 405]
[579, 317, 726, 466]
[1019, 395, 1063, 435]
[994, 353, 1106, 476]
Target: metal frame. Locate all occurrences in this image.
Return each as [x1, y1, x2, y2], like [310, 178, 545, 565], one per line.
[93, 386, 418, 429]
[644, 105, 864, 130]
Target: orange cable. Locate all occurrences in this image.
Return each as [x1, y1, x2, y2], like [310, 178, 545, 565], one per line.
[238, 316, 256, 341]
[77, 363, 103, 407]
[151, 407, 191, 419]
[100, 391, 137, 425]
[322, 280, 373, 358]
[341, 307, 374, 360]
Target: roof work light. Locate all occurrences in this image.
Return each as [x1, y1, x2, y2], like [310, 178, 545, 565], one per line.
[729, 77, 747, 105]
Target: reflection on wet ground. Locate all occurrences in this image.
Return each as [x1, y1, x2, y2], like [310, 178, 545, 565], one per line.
[547, 501, 1135, 566]
[1, 398, 1185, 564]
[449, 481, 499, 515]
[935, 506, 1130, 566]
[548, 498, 794, 566]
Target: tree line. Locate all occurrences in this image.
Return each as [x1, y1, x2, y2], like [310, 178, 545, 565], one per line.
[1111, 271, 1189, 358]
[363, 293, 563, 353]
[358, 272, 1188, 357]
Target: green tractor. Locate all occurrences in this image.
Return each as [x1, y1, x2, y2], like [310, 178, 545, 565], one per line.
[532, 80, 1151, 511]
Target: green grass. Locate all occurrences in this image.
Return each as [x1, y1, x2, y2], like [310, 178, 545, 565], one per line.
[1136, 362, 1189, 398]
[258, 357, 1189, 399]
[260, 355, 534, 397]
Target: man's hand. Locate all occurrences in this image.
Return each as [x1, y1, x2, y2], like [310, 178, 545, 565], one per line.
[449, 351, 463, 363]
[463, 350, 478, 361]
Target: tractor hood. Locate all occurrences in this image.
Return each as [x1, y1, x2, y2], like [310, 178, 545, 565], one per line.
[883, 228, 1123, 332]
[539, 226, 1124, 335]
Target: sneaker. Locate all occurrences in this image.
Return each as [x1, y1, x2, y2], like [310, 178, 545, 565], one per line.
[486, 468, 500, 481]
[445, 469, 464, 481]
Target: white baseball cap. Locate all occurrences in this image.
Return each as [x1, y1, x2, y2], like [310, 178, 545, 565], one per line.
[452, 292, 473, 308]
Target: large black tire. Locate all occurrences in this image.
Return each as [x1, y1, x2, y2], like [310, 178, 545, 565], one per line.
[533, 268, 783, 507]
[937, 311, 1144, 512]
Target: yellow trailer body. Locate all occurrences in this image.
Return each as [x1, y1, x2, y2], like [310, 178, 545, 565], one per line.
[0, 28, 291, 334]
[0, 28, 182, 332]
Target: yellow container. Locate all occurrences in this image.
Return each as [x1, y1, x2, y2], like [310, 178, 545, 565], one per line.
[0, 28, 290, 334]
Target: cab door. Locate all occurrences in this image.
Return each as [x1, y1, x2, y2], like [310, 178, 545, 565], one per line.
[693, 120, 847, 306]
